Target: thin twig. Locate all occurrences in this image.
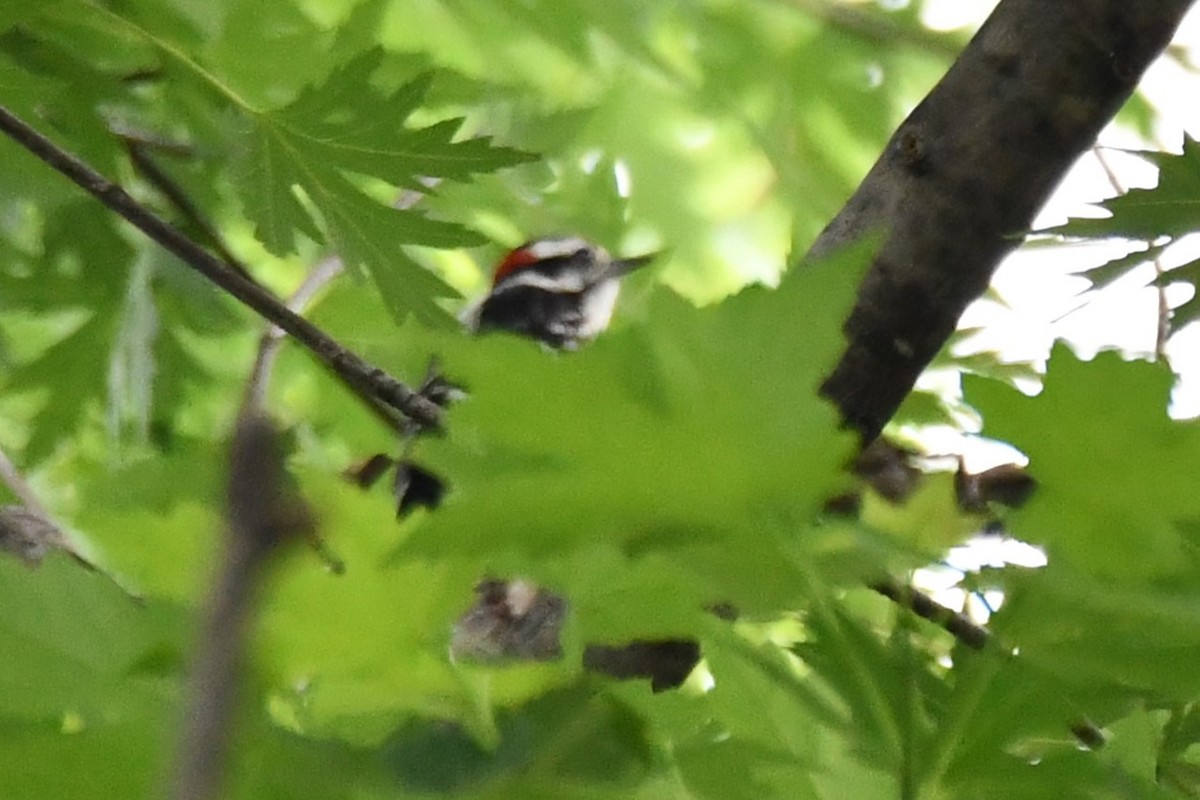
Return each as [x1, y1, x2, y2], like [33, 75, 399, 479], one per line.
[869, 578, 991, 651]
[242, 254, 363, 412]
[0, 445, 142, 599]
[0, 104, 442, 429]
[123, 138, 250, 277]
[122, 131, 429, 434]
[0, 444, 86, 564]
[868, 577, 1107, 748]
[243, 180, 443, 431]
[171, 415, 311, 800]
[1091, 146, 1172, 363]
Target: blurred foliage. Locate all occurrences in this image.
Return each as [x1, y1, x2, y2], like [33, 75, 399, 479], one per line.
[2, 0, 1200, 798]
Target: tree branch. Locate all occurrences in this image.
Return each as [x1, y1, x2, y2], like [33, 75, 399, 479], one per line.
[116, 128, 428, 436]
[0, 105, 443, 430]
[0, 444, 90, 568]
[243, 181, 440, 432]
[810, 0, 1195, 440]
[172, 415, 310, 800]
[868, 577, 1107, 748]
[123, 137, 249, 278]
[869, 578, 991, 651]
[0, 444, 52, 520]
[239, 253, 410, 431]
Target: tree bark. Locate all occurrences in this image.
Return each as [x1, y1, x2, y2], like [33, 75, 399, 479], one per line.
[812, 0, 1195, 441]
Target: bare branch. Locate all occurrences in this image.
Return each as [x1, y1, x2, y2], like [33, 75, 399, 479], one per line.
[244, 180, 443, 431]
[0, 105, 443, 429]
[869, 577, 1107, 748]
[171, 415, 311, 800]
[0, 445, 91, 569]
[869, 578, 991, 651]
[123, 137, 250, 278]
[810, 0, 1194, 441]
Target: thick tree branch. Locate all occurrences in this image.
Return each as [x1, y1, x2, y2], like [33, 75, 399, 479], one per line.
[811, 0, 1194, 440]
[0, 105, 443, 430]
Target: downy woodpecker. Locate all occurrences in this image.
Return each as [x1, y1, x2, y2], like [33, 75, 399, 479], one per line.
[462, 236, 655, 349]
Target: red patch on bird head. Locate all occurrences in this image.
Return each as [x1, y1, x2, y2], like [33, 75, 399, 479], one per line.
[491, 245, 539, 287]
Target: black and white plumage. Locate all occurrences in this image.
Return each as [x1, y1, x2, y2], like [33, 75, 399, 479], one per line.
[462, 236, 655, 349]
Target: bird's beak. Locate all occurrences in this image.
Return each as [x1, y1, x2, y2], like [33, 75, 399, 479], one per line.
[609, 251, 659, 279]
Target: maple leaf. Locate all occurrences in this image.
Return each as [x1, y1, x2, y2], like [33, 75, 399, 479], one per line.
[234, 50, 537, 325]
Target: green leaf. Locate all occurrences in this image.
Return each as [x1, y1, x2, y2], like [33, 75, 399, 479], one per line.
[0, 718, 171, 800]
[232, 122, 324, 254]
[394, 245, 864, 633]
[302, 161, 474, 326]
[992, 564, 1200, 701]
[283, 62, 532, 185]
[1052, 138, 1200, 241]
[891, 389, 956, 426]
[0, 202, 138, 464]
[233, 49, 536, 324]
[1157, 255, 1200, 333]
[860, 472, 980, 556]
[1076, 241, 1169, 292]
[966, 345, 1200, 577]
[202, 0, 330, 108]
[5, 313, 118, 465]
[0, 555, 185, 722]
[1172, 294, 1200, 332]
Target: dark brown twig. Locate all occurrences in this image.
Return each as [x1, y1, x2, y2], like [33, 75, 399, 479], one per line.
[0, 104, 442, 429]
[238, 253, 409, 429]
[123, 137, 250, 277]
[243, 182, 440, 432]
[869, 577, 1108, 748]
[869, 578, 991, 651]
